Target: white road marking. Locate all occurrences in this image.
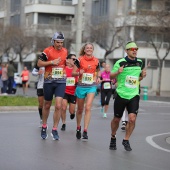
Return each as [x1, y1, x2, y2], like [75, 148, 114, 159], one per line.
[146, 132, 170, 153]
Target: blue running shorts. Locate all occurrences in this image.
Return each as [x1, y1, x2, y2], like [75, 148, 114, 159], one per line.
[75, 86, 97, 99]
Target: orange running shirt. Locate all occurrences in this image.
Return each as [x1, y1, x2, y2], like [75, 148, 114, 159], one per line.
[39, 46, 68, 82]
[75, 55, 99, 84]
[21, 70, 29, 81]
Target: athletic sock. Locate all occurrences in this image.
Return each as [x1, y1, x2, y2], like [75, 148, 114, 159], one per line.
[38, 108, 42, 119]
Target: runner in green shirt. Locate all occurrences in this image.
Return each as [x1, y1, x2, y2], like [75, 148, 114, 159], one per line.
[109, 41, 146, 151]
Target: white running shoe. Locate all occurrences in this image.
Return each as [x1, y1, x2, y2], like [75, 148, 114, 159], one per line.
[103, 113, 107, 118]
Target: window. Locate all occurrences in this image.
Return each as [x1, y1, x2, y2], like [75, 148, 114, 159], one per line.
[147, 59, 158, 68]
[164, 60, 170, 68]
[117, 0, 123, 15]
[10, 15, 20, 26]
[135, 27, 150, 42]
[92, 0, 108, 17]
[0, 0, 5, 11]
[49, 17, 61, 28]
[137, 0, 151, 10]
[10, 0, 21, 12]
[165, 1, 170, 11]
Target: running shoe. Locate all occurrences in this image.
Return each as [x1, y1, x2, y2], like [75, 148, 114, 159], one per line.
[109, 137, 117, 150]
[51, 129, 60, 140]
[82, 131, 88, 141]
[103, 113, 107, 118]
[122, 139, 132, 151]
[76, 127, 81, 139]
[121, 122, 126, 131]
[70, 113, 75, 120]
[61, 124, 66, 131]
[41, 126, 48, 139]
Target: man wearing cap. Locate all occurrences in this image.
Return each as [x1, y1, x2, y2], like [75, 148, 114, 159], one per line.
[38, 32, 67, 140]
[109, 41, 146, 151]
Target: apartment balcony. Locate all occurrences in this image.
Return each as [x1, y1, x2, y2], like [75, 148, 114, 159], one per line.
[25, 23, 72, 38]
[27, 0, 72, 6]
[115, 9, 170, 28]
[25, 1, 75, 15]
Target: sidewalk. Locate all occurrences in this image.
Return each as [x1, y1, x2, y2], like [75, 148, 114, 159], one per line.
[0, 87, 170, 112]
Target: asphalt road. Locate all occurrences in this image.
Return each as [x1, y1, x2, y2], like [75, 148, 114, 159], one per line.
[0, 95, 170, 170]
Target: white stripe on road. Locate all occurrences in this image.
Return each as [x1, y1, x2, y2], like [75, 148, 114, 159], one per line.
[146, 132, 170, 153]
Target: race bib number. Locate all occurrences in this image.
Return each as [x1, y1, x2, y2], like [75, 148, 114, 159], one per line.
[82, 73, 93, 84]
[66, 77, 75, 86]
[23, 76, 28, 81]
[125, 75, 138, 88]
[52, 68, 63, 78]
[103, 82, 111, 89]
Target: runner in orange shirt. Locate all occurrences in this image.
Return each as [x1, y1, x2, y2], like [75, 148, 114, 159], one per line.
[38, 32, 67, 140]
[21, 66, 29, 95]
[72, 43, 101, 141]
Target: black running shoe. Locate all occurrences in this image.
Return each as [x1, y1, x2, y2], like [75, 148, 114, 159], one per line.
[41, 127, 48, 139]
[61, 124, 66, 131]
[70, 113, 75, 120]
[109, 137, 117, 150]
[76, 127, 81, 139]
[82, 131, 88, 141]
[51, 129, 60, 140]
[122, 139, 132, 151]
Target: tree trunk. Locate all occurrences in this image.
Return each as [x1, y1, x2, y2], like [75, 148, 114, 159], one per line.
[156, 61, 163, 96]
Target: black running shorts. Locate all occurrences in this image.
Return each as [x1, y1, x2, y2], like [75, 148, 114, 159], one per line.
[114, 94, 140, 118]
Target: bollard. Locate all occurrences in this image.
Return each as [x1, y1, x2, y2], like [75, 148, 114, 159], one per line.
[143, 86, 148, 101]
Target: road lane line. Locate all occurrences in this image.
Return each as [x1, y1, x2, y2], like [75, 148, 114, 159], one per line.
[146, 132, 170, 153]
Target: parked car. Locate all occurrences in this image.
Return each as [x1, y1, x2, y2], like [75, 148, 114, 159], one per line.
[14, 73, 22, 87]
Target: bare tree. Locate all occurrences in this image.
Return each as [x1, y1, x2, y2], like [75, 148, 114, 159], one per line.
[0, 25, 12, 61]
[85, 20, 123, 61]
[134, 10, 170, 96]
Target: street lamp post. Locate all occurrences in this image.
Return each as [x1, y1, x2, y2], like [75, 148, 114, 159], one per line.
[75, 0, 83, 57]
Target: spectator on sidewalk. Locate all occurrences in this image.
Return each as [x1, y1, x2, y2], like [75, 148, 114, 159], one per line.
[0, 63, 2, 94]
[7, 61, 16, 94]
[1, 63, 8, 94]
[21, 66, 30, 95]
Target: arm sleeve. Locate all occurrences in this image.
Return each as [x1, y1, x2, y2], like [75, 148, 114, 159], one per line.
[74, 59, 80, 68]
[39, 52, 47, 61]
[96, 62, 100, 70]
[32, 68, 39, 76]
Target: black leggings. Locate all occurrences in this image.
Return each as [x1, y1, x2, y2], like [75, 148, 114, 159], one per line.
[101, 89, 112, 106]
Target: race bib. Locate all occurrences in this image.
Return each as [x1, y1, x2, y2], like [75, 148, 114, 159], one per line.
[23, 76, 28, 81]
[125, 75, 138, 88]
[66, 77, 75, 86]
[52, 68, 63, 78]
[103, 82, 111, 89]
[82, 73, 93, 84]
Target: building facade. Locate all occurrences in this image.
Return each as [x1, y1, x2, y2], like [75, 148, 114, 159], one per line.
[81, 0, 170, 91]
[0, 0, 75, 72]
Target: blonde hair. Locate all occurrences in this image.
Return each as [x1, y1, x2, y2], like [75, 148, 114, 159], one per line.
[79, 43, 94, 56]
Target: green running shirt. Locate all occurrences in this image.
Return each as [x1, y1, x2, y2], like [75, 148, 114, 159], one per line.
[112, 57, 143, 100]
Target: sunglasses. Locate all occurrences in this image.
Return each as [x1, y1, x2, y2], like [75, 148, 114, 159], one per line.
[127, 48, 138, 51]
